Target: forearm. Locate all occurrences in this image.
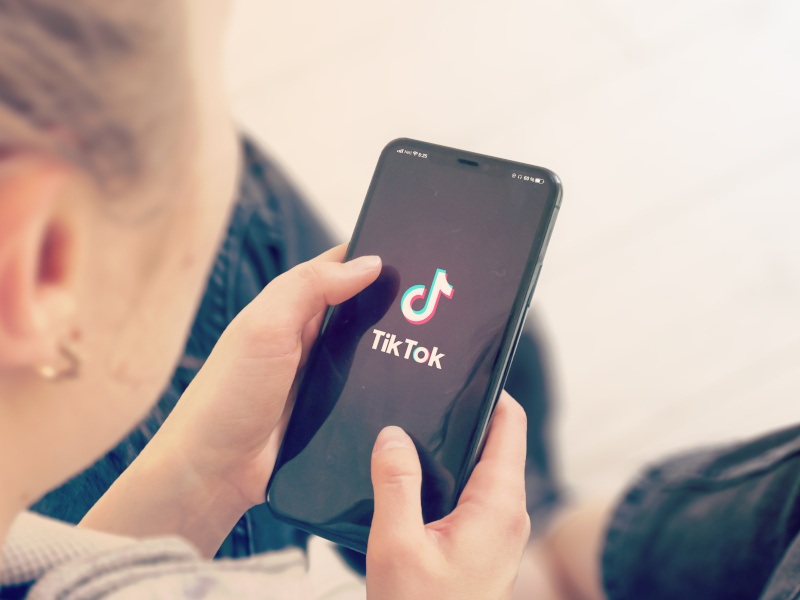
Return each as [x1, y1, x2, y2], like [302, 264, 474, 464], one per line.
[79, 431, 249, 558]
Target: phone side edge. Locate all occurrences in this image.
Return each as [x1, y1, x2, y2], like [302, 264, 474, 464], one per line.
[450, 174, 563, 511]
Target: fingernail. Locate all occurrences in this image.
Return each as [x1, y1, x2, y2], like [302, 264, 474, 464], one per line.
[374, 426, 412, 453]
[346, 255, 381, 271]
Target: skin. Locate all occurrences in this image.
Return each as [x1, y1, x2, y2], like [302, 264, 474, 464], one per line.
[367, 395, 531, 600]
[541, 504, 610, 600]
[80, 246, 387, 555]
[0, 0, 240, 528]
[511, 505, 610, 600]
[0, 2, 544, 598]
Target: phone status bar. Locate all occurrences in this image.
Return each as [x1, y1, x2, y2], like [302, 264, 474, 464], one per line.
[396, 147, 429, 159]
[512, 173, 545, 184]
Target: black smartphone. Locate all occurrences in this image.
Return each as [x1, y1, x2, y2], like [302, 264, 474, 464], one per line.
[266, 138, 561, 553]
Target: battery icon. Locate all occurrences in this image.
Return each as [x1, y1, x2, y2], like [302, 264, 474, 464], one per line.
[533, 178, 545, 184]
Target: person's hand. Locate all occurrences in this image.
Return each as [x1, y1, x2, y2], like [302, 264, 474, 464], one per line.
[81, 246, 381, 555]
[367, 391, 531, 600]
[163, 245, 381, 509]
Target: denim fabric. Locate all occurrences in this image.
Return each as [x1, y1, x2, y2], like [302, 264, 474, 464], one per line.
[603, 423, 800, 600]
[31, 136, 561, 563]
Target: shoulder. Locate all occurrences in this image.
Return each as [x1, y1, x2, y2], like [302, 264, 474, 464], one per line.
[238, 135, 338, 271]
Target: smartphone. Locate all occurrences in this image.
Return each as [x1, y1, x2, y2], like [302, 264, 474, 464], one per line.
[266, 138, 561, 553]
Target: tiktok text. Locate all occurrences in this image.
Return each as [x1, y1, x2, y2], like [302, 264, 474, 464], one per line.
[370, 328, 445, 369]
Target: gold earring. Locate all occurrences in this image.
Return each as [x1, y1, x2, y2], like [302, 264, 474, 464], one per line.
[36, 338, 82, 381]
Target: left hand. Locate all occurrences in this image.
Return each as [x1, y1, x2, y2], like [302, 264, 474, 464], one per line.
[161, 245, 381, 510]
[81, 245, 381, 555]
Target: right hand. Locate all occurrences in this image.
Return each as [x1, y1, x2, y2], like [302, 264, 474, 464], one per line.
[367, 391, 531, 600]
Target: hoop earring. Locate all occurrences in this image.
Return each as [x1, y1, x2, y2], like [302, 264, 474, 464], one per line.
[36, 338, 82, 381]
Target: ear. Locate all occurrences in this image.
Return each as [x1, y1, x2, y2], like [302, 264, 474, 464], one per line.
[0, 155, 80, 370]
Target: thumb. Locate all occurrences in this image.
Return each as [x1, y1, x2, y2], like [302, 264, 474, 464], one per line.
[370, 426, 425, 544]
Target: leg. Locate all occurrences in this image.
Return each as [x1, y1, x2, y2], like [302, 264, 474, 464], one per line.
[514, 502, 612, 600]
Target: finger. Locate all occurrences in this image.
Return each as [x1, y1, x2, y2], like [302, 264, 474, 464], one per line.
[457, 391, 527, 513]
[298, 244, 362, 364]
[203, 251, 381, 416]
[369, 426, 426, 546]
[311, 244, 382, 268]
[240, 252, 382, 356]
[299, 309, 326, 366]
[477, 391, 527, 478]
[309, 243, 347, 264]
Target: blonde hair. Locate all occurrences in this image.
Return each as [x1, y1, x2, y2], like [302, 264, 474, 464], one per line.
[0, 0, 190, 192]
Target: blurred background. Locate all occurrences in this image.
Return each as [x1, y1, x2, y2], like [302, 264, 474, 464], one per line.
[224, 0, 800, 499]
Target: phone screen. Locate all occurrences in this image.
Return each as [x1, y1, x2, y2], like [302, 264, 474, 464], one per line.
[267, 139, 560, 551]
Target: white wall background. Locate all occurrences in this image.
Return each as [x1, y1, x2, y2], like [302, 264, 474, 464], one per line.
[225, 0, 800, 499]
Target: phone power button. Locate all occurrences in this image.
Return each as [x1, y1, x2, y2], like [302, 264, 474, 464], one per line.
[529, 263, 543, 302]
[522, 264, 542, 323]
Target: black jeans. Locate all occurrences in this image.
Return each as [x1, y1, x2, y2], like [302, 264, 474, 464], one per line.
[32, 136, 562, 564]
[603, 422, 800, 600]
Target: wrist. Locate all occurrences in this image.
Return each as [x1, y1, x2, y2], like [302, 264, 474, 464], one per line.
[146, 424, 255, 524]
[81, 427, 252, 558]
[157, 400, 273, 506]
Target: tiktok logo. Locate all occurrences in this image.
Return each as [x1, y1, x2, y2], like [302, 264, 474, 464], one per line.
[400, 268, 454, 325]
[370, 269, 453, 369]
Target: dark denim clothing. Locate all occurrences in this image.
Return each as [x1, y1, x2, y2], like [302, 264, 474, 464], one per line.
[31, 137, 561, 563]
[603, 423, 800, 600]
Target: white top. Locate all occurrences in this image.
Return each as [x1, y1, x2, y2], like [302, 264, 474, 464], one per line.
[1, 512, 366, 600]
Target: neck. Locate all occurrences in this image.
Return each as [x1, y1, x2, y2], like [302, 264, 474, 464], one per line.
[0, 443, 34, 550]
[99, 0, 240, 392]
